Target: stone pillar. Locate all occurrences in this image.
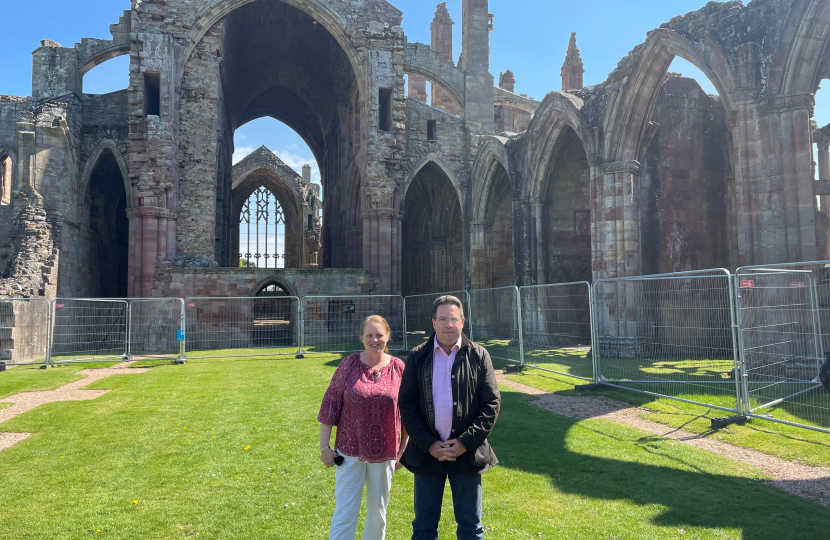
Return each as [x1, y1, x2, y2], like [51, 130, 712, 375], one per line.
[732, 96, 817, 266]
[32, 40, 81, 100]
[816, 132, 830, 217]
[560, 33, 584, 91]
[408, 76, 428, 103]
[127, 208, 177, 298]
[469, 220, 491, 290]
[594, 161, 643, 279]
[362, 209, 403, 295]
[461, 0, 495, 133]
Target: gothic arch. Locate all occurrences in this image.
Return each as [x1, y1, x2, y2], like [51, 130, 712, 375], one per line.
[401, 153, 465, 216]
[79, 140, 131, 213]
[520, 92, 595, 201]
[471, 137, 513, 222]
[768, 0, 830, 97]
[250, 275, 297, 297]
[602, 29, 736, 165]
[178, 0, 369, 100]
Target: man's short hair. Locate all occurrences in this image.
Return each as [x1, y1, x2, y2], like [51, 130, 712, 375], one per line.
[432, 295, 465, 319]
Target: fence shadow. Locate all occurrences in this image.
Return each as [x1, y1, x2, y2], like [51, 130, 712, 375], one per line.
[491, 391, 830, 538]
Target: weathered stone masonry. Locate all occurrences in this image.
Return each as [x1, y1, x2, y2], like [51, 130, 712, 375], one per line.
[0, 0, 827, 304]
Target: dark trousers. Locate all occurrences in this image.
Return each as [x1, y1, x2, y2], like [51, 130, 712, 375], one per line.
[412, 473, 483, 540]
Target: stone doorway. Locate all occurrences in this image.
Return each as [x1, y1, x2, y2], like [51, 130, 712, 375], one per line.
[86, 150, 128, 298]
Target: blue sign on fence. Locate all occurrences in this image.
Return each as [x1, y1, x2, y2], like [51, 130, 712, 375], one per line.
[177, 331, 185, 342]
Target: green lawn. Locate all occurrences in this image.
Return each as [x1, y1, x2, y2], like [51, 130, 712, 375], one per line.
[0, 354, 828, 539]
[507, 367, 830, 468]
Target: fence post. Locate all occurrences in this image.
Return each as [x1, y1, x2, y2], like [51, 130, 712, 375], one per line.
[44, 298, 54, 369]
[176, 299, 187, 364]
[124, 301, 131, 361]
[401, 296, 409, 354]
[466, 289, 474, 343]
[514, 286, 525, 367]
[296, 300, 305, 359]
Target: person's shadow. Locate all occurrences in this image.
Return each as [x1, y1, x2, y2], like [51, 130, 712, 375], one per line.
[489, 390, 830, 539]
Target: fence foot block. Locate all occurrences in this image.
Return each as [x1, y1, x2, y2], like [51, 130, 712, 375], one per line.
[174, 358, 187, 365]
[575, 384, 604, 392]
[504, 365, 523, 374]
[711, 415, 747, 429]
[39, 364, 49, 370]
[295, 354, 305, 359]
[0, 362, 5, 372]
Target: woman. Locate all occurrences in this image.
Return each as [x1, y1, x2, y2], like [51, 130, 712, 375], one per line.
[318, 315, 408, 540]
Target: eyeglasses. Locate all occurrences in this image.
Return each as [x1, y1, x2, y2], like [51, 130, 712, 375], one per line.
[434, 317, 461, 325]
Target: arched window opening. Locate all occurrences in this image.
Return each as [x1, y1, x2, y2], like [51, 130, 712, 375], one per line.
[0, 155, 12, 205]
[472, 160, 515, 290]
[86, 150, 128, 298]
[82, 55, 130, 95]
[239, 186, 286, 269]
[253, 280, 294, 347]
[640, 57, 733, 273]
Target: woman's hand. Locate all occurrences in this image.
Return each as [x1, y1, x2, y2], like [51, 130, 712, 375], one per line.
[321, 448, 338, 468]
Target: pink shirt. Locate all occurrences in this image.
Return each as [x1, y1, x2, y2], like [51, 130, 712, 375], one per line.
[433, 336, 462, 441]
[318, 354, 405, 463]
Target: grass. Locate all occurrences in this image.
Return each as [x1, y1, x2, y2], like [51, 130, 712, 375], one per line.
[0, 354, 828, 538]
[507, 362, 830, 468]
[0, 364, 86, 400]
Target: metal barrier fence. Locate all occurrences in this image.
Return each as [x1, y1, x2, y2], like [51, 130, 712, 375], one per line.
[0, 298, 51, 368]
[129, 299, 185, 362]
[403, 291, 471, 351]
[593, 270, 742, 415]
[301, 296, 404, 355]
[184, 297, 300, 360]
[468, 287, 524, 365]
[50, 299, 129, 364]
[520, 282, 596, 382]
[735, 262, 830, 434]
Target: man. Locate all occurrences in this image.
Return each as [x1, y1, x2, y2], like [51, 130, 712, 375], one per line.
[399, 295, 501, 540]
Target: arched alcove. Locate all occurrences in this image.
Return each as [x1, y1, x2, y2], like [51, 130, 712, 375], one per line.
[402, 161, 464, 296]
[0, 153, 13, 206]
[86, 149, 128, 297]
[471, 150, 515, 289]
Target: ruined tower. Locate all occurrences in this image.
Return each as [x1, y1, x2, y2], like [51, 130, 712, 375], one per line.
[429, 3, 460, 115]
[499, 70, 516, 92]
[461, 0, 495, 132]
[561, 32, 584, 91]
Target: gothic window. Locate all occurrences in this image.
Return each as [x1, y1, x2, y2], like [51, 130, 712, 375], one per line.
[0, 155, 12, 206]
[239, 186, 286, 269]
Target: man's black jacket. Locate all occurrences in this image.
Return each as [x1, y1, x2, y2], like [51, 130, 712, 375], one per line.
[398, 333, 501, 476]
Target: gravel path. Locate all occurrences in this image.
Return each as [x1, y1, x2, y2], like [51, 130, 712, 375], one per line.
[497, 373, 830, 508]
[0, 362, 149, 452]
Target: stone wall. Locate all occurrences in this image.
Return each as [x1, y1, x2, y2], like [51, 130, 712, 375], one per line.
[152, 266, 382, 299]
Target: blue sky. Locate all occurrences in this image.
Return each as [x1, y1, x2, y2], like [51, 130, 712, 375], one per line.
[2, 0, 828, 188]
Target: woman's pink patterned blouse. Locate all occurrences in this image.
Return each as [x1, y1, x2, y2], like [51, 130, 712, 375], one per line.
[318, 353, 405, 463]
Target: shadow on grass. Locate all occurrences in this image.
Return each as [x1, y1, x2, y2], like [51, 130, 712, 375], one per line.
[491, 391, 829, 539]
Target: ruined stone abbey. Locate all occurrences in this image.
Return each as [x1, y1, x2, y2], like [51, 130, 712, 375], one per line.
[0, 0, 829, 300]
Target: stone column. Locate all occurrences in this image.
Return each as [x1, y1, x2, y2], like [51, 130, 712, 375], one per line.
[127, 208, 177, 298]
[362, 209, 403, 295]
[595, 161, 643, 279]
[469, 219, 491, 290]
[816, 132, 830, 216]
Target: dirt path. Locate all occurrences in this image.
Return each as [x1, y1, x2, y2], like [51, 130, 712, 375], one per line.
[497, 373, 830, 508]
[0, 362, 149, 451]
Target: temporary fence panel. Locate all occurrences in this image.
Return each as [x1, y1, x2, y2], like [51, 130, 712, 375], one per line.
[520, 282, 595, 381]
[468, 287, 524, 365]
[184, 297, 300, 359]
[403, 291, 471, 351]
[50, 299, 128, 363]
[735, 263, 830, 434]
[301, 296, 404, 355]
[128, 299, 185, 362]
[593, 269, 741, 413]
[0, 298, 51, 367]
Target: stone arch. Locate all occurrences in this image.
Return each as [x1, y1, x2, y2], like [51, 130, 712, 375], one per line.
[0, 147, 17, 206]
[79, 45, 131, 76]
[602, 29, 736, 164]
[178, 0, 367, 100]
[401, 153, 465, 215]
[232, 166, 304, 269]
[520, 92, 595, 202]
[768, 0, 830, 97]
[80, 140, 131, 213]
[251, 275, 297, 297]
[471, 137, 513, 222]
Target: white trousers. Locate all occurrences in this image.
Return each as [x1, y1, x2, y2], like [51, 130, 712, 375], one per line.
[329, 454, 396, 540]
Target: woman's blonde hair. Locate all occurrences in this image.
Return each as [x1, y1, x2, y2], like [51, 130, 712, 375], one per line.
[361, 315, 392, 354]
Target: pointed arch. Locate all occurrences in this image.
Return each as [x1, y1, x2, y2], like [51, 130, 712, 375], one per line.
[520, 92, 595, 201]
[80, 140, 130, 211]
[602, 29, 736, 164]
[401, 153, 465, 215]
[471, 137, 513, 222]
[251, 275, 297, 297]
[768, 0, 830, 97]
[0, 147, 17, 206]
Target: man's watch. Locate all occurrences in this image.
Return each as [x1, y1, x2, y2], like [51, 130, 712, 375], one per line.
[320, 446, 331, 453]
